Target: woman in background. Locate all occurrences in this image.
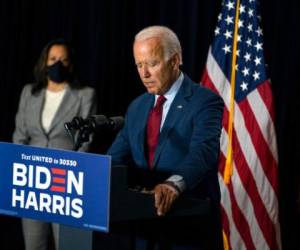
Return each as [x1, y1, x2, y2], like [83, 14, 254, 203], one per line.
[13, 39, 97, 250]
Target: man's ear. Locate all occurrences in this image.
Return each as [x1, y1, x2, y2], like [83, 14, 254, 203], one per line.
[171, 53, 180, 68]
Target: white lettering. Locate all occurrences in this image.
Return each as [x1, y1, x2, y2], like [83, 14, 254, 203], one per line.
[28, 165, 34, 188]
[25, 191, 38, 210]
[12, 162, 84, 219]
[65, 196, 71, 216]
[11, 189, 83, 218]
[35, 166, 51, 190]
[67, 171, 84, 195]
[39, 193, 52, 213]
[12, 189, 24, 208]
[52, 195, 65, 215]
[13, 163, 27, 186]
[71, 198, 83, 218]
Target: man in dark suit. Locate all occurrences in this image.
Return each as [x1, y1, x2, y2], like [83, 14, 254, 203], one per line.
[108, 26, 224, 250]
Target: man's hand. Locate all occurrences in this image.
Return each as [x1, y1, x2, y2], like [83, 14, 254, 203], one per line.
[153, 183, 179, 216]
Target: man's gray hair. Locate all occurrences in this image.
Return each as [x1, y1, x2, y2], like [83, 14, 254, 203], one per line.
[134, 26, 182, 65]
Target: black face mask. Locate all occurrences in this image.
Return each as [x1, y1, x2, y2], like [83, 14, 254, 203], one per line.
[47, 61, 70, 83]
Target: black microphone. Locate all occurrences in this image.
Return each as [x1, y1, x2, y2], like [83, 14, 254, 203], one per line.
[64, 116, 84, 131]
[64, 115, 124, 151]
[87, 115, 109, 131]
[65, 115, 124, 133]
[107, 116, 124, 131]
[88, 115, 124, 132]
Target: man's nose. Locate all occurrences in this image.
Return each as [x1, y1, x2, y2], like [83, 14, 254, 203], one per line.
[141, 66, 150, 78]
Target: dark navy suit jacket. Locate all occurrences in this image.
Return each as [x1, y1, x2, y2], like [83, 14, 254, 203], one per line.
[107, 74, 224, 249]
[108, 74, 224, 204]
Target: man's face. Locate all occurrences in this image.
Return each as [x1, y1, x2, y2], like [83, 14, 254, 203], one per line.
[133, 38, 179, 95]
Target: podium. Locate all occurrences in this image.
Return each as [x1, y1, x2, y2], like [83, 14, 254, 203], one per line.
[0, 142, 211, 250]
[59, 165, 211, 250]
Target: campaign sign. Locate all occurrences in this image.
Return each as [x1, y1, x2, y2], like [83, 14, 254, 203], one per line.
[0, 142, 111, 232]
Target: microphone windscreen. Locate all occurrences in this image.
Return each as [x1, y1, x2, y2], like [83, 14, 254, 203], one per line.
[109, 116, 124, 130]
[90, 115, 109, 130]
[91, 115, 108, 124]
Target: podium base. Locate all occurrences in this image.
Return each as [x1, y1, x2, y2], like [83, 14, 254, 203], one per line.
[59, 225, 93, 250]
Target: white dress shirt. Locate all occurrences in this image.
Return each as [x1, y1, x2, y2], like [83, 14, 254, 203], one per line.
[153, 72, 186, 192]
[42, 88, 66, 133]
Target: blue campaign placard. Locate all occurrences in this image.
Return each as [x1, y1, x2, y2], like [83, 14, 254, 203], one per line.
[0, 142, 111, 232]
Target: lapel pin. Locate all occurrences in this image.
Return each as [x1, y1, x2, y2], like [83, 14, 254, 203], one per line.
[177, 105, 183, 109]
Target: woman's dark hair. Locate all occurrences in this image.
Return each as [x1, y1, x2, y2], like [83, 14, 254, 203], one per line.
[32, 38, 80, 94]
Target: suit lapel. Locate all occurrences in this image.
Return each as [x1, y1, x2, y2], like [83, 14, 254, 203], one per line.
[31, 88, 46, 133]
[153, 75, 193, 166]
[138, 94, 154, 167]
[48, 85, 78, 133]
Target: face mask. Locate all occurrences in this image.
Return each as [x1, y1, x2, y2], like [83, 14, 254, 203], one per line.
[47, 61, 70, 83]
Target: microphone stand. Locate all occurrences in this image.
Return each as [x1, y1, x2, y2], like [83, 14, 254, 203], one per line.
[64, 119, 94, 151]
[60, 122, 94, 250]
[64, 115, 124, 152]
[73, 126, 92, 151]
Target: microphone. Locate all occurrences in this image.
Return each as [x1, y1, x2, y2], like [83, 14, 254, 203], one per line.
[86, 115, 124, 132]
[64, 116, 85, 131]
[64, 115, 124, 151]
[65, 115, 124, 134]
[107, 116, 125, 131]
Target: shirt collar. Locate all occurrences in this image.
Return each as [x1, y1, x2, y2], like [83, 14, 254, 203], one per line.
[154, 72, 184, 104]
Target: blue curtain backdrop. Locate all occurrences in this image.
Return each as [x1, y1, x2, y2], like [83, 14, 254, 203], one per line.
[0, 0, 299, 249]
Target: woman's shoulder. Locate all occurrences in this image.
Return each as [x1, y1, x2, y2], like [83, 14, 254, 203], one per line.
[22, 83, 34, 90]
[20, 83, 36, 97]
[71, 85, 96, 98]
[79, 86, 95, 93]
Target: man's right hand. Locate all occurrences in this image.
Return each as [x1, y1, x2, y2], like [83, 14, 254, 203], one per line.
[153, 183, 179, 216]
